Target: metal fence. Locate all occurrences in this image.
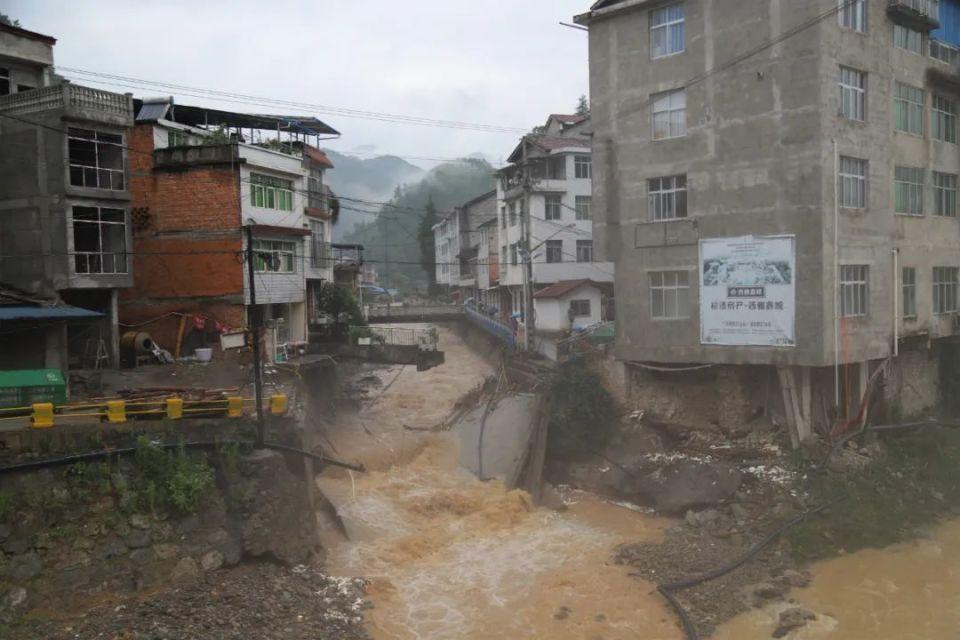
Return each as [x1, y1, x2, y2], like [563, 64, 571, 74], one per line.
[464, 306, 517, 349]
[351, 325, 439, 351]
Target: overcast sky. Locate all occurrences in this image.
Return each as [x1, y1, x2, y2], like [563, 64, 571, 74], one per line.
[6, 0, 591, 168]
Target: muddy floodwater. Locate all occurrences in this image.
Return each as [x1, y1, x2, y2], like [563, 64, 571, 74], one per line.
[317, 326, 682, 640]
[717, 518, 960, 639]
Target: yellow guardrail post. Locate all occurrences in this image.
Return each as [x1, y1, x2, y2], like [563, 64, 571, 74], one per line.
[270, 394, 288, 416]
[227, 397, 243, 418]
[106, 400, 126, 424]
[31, 403, 55, 429]
[166, 398, 183, 420]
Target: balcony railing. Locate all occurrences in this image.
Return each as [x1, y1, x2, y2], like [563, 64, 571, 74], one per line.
[311, 241, 332, 269]
[0, 84, 134, 121]
[331, 244, 364, 267]
[888, 0, 940, 31]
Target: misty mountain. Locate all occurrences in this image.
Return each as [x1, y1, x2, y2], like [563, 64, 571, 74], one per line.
[343, 157, 496, 292]
[323, 150, 426, 237]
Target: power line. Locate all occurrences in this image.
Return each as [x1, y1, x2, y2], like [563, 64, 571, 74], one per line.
[57, 67, 529, 135]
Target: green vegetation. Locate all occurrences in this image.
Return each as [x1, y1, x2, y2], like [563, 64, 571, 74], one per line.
[132, 437, 215, 517]
[787, 426, 960, 561]
[0, 491, 13, 522]
[417, 197, 440, 295]
[547, 361, 617, 456]
[316, 281, 366, 341]
[0, 13, 19, 27]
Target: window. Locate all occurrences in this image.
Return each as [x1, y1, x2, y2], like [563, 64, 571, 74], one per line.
[310, 220, 327, 268]
[510, 243, 518, 266]
[253, 239, 296, 273]
[894, 166, 924, 215]
[839, 66, 866, 121]
[72, 206, 127, 275]
[840, 265, 869, 317]
[934, 267, 959, 314]
[545, 194, 562, 221]
[930, 39, 960, 65]
[501, 245, 507, 267]
[547, 156, 566, 180]
[574, 155, 592, 179]
[650, 4, 685, 59]
[839, 156, 867, 209]
[652, 89, 686, 140]
[509, 202, 518, 227]
[650, 271, 690, 319]
[68, 128, 125, 190]
[894, 82, 924, 135]
[576, 240, 594, 263]
[648, 174, 688, 221]
[575, 196, 592, 220]
[894, 25, 923, 54]
[933, 95, 957, 143]
[545, 240, 563, 264]
[500, 206, 507, 229]
[934, 172, 958, 217]
[839, 0, 867, 32]
[168, 130, 191, 148]
[903, 267, 917, 318]
[569, 299, 592, 318]
[250, 173, 294, 211]
[0, 68, 9, 96]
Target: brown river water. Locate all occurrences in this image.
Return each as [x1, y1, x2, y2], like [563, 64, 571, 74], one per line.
[317, 326, 960, 639]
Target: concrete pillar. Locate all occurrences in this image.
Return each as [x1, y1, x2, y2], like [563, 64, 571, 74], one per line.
[109, 289, 120, 368]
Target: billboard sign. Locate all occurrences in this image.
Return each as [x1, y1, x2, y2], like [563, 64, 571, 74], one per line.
[699, 235, 795, 347]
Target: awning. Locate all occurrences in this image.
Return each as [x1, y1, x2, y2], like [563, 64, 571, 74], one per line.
[0, 305, 104, 321]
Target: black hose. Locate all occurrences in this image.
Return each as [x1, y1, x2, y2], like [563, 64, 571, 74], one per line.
[0, 440, 365, 476]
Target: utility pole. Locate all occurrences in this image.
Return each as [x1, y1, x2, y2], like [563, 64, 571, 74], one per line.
[521, 136, 536, 352]
[245, 226, 266, 447]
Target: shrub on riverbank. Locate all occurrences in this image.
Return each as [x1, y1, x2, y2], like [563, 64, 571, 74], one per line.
[787, 426, 960, 561]
[547, 360, 617, 456]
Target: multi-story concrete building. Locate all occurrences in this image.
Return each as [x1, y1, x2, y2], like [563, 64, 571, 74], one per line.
[121, 98, 338, 359]
[494, 113, 614, 345]
[449, 190, 497, 302]
[0, 22, 134, 369]
[577, 0, 960, 441]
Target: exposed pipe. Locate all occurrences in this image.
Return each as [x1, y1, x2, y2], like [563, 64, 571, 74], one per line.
[893, 248, 900, 358]
[833, 138, 841, 408]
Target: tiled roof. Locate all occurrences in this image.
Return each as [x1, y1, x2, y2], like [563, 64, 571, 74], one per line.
[534, 279, 612, 299]
[549, 114, 588, 125]
[303, 146, 335, 169]
[530, 136, 591, 152]
[0, 23, 56, 45]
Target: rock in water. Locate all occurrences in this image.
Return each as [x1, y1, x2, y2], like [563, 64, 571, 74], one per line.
[772, 606, 816, 637]
[636, 460, 743, 515]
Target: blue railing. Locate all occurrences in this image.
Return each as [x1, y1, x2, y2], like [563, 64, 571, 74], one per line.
[464, 306, 517, 349]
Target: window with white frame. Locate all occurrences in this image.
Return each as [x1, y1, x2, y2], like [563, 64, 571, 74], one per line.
[0, 67, 9, 96]
[903, 266, 917, 318]
[253, 239, 297, 273]
[839, 66, 866, 121]
[895, 166, 924, 215]
[545, 240, 563, 264]
[839, 156, 867, 209]
[650, 271, 690, 319]
[930, 38, 960, 65]
[510, 243, 518, 266]
[840, 265, 869, 317]
[648, 174, 688, 221]
[894, 24, 923, 54]
[934, 266, 959, 314]
[574, 155, 592, 179]
[68, 128, 125, 190]
[310, 220, 328, 268]
[839, 0, 867, 32]
[168, 130, 191, 148]
[934, 171, 958, 217]
[933, 95, 957, 143]
[575, 195, 592, 220]
[894, 82, 924, 135]
[650, 4, 685, 59]
[652, 89, 686, 140]
[545, 194, 562, 221]
[250, 173, 294, 211]
[569, 299, 592, 318]
[72, 206, 127, 275]
[576, 240, 594, 263]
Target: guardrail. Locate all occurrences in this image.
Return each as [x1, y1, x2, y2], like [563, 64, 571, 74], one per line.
[0, 394, 288, 429]
[464, 306, 517, 349]
[352, 325, 439, 351]
[0, 84, 134, 118]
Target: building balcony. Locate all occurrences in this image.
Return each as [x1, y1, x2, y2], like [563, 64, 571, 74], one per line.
[887, 0, 940, 32]
[331, 244, 364, 269]
[0, 83, 134, 127]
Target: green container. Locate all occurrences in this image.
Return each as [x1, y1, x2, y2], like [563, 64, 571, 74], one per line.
[0, 369, 67, 409]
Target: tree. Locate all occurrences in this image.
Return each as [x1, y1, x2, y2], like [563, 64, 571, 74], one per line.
[576, 94, 590, 117]
[417, 196, 440, 296]
[0, 13, 20, 27]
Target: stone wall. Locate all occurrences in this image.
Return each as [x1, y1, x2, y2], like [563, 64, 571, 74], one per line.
[0, 449, 317, 625]
[883, 343, 941, 420]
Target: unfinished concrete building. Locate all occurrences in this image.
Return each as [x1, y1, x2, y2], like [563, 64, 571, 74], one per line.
[0, 22, 134, 369]
[576, 0, 960, 441]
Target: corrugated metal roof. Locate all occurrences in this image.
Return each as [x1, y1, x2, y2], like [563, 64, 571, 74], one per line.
[0, 306, 104, 321]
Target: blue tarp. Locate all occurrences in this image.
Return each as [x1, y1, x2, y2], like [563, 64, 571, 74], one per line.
[933, 0, 960, 47]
